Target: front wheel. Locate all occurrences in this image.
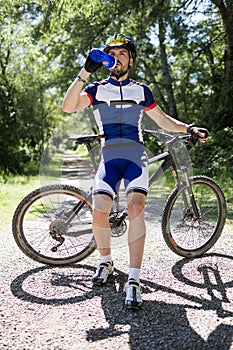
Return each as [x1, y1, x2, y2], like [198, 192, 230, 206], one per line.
[162, 176, 227, 258]
[12, 184, 96, 265]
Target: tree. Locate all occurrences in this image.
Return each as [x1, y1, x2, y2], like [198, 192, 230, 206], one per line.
[210, 0, 233, 127]
[0, 0, 231, 176]
[0, 0, 64, 173]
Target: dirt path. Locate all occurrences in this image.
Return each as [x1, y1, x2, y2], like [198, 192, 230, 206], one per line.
[1, 203, 233, 349]
[1, 157, 233, 349]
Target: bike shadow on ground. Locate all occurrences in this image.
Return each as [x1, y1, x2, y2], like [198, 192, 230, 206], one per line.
[10, 253, 233, 350]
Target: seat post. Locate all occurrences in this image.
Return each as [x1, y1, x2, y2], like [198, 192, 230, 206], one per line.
[85, 142, 99, 172]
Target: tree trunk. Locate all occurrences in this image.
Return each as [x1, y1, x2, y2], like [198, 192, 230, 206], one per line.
[211, 0, 233, 126]
[142, 59, 170, 112]
[158, 18, 178, 118]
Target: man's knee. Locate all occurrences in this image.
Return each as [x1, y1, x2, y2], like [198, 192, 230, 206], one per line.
[92, 193, 112, 213]
[92, 194, 112, 227]
[128, 205, 144, 220]
[92, 208, 109, 223]
[127, 199, 145, 221]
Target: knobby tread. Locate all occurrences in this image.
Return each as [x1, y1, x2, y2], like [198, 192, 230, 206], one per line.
[161, 176, 227, 258]
[12, 184, 96, 265]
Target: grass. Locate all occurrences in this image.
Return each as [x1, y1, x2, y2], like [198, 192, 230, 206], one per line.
[0, 175, 40, 230]
[0, 146, 92, 230]
[218, 178, 233, 225]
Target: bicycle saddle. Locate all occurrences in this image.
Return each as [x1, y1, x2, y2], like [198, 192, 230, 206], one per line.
[68, 134, 105, 144]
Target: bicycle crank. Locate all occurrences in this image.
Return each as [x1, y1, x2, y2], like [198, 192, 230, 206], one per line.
[109, 213, 127, 237]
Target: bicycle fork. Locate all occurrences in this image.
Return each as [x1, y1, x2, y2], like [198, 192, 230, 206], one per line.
[180, 166, 201, 221]
[166, 135, 201, 221]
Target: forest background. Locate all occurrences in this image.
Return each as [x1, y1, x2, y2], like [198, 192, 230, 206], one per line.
[0, 0, 232, 221]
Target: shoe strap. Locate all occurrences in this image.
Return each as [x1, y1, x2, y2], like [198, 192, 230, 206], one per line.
[128, 279, 140, 287]
[99, 262, 112, 268]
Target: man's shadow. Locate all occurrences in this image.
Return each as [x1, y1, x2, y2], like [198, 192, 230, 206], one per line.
[10, 253, 233, 350]
[87, 264, 233, 350]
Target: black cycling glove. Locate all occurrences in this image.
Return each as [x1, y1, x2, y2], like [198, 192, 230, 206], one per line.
[84, 51, 103, 73]
[187, 125, 209, 141]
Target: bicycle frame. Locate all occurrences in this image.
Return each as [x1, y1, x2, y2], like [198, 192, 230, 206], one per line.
[148, 151, 174, 187]
[69, 130, 201, 225]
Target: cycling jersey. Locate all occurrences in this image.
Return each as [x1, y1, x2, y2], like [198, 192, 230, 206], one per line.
[84, 76, 157, 146]
[83, 76, 157, 198]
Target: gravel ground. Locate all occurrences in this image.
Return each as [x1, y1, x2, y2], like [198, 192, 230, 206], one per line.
[1, 172, 233, 349]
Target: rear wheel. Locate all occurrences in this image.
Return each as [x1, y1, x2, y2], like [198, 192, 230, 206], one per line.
[162, 176, 227, 258]
[12, 184, 96, 265]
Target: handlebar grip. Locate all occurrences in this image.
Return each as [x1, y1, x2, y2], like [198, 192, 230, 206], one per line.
[188, 126, 209, 141]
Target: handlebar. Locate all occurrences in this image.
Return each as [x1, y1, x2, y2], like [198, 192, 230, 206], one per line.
[143, 129, 200, 146]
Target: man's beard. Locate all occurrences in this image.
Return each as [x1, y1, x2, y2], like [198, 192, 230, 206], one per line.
[110, 63, 130, 80]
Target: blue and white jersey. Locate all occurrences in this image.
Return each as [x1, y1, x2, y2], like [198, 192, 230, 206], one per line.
[83, 76, 157, 146]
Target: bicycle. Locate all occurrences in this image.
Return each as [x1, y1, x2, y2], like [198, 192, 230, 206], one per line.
[12, 130, 227, 265]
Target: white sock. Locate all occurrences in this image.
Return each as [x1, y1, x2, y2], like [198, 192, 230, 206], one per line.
[128, 268, 140, 282]
[100, 254, 112, 264]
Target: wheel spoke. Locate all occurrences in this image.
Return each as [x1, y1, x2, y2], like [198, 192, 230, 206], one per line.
[12, 185, 96, 265]
[162, 176, 226, 257]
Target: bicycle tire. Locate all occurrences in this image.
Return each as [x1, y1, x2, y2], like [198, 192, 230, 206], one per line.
[12, 184, 96, 265]
[161, 176, 227, 258]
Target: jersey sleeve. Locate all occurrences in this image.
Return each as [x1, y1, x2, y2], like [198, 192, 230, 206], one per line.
[143, 84, 157, 111]
[83, 82, 98, 105]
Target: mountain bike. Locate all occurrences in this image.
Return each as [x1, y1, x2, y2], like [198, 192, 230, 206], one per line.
[12, 130, 227, 265]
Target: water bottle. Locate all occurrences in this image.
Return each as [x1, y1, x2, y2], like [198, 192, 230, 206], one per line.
[90, 48, 116, 69]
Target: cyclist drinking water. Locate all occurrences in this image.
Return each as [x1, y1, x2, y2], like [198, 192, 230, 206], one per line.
[62, 33, 208, 309]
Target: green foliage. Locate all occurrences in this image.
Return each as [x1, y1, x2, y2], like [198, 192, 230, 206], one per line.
[0, 0, 64, 174]
[191, 127, 233, 179]
[0, 0, 232, 179]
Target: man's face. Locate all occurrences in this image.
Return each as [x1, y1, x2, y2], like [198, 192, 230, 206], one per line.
[108, 47, 133, 76]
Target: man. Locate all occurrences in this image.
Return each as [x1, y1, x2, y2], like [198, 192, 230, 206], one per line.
[62, 34, 208, 309]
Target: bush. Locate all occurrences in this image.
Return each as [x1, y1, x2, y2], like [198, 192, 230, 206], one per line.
[190, 127, 233, 179]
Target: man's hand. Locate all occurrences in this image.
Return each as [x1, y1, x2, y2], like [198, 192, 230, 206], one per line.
[187, 125, 209, 143]
[84, 51, 103, 73]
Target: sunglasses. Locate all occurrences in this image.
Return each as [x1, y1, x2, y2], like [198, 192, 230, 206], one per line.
[105, 35, 129, 45]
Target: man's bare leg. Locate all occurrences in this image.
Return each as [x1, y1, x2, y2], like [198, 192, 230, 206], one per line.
[92, 193, 113, 255]
[124, 192, 146, 308]
[91, 193, 114, 285]
[127, 192, 147, 277]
